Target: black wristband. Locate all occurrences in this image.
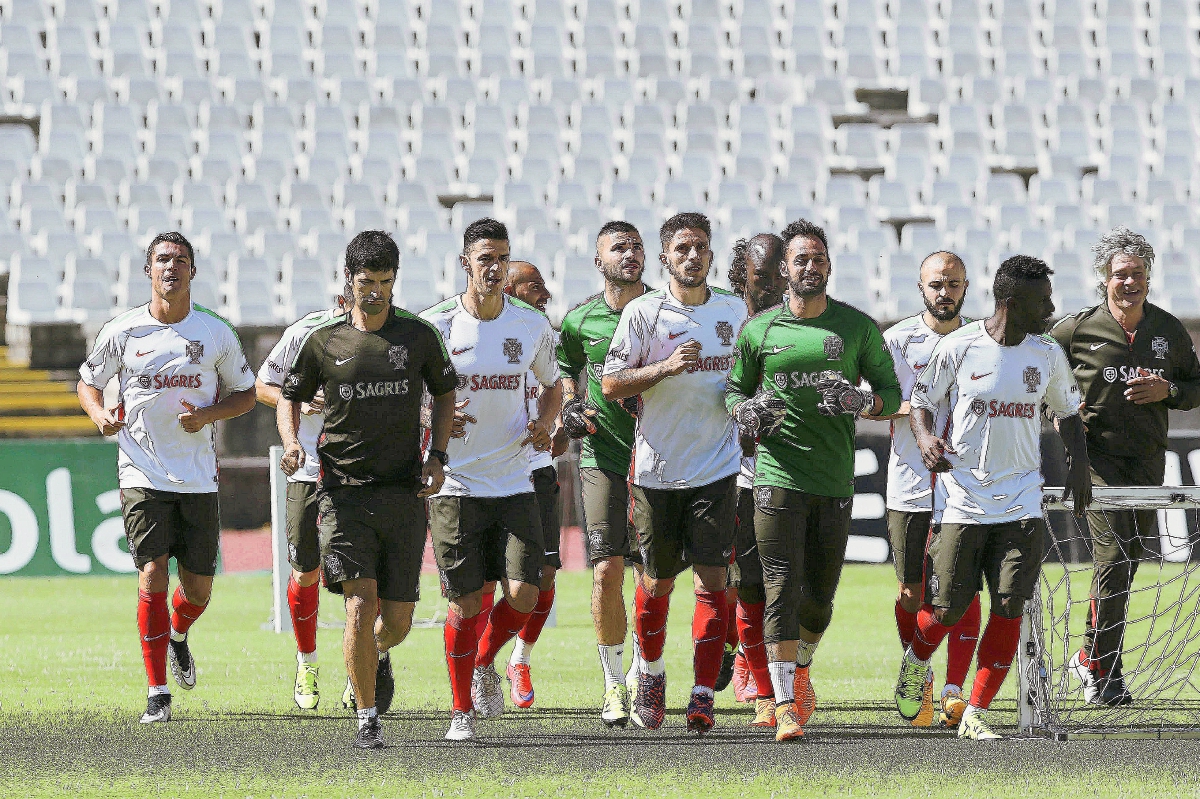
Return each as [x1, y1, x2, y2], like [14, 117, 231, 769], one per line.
[428, 449, 449, 466]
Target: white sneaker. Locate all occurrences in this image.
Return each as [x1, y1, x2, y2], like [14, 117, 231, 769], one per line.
[445, 709, 477, 741]
[472, 664, 505, 719]
[139, 693, 172, 724]
[1069, 650, 1102, 705]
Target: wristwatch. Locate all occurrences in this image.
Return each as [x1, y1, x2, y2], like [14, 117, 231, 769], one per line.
[427, 448, 449, 466]
[1168, 382, 1180, 400]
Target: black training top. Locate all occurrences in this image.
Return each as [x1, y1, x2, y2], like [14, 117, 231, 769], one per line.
[282, 307, 457, 489]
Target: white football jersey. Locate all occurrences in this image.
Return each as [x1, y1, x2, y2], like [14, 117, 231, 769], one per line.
[602, 286, 746, 489]
[910, 322, 1081, 524]
[884, 313, 968, 512]
[525, 330, 559, 472]
[259, 308, 342, 483]
[80, 303, 255, 492]
[421, 295, 559, 497]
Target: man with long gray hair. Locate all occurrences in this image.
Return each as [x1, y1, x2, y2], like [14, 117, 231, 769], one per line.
[1050, 226, 1200, 706]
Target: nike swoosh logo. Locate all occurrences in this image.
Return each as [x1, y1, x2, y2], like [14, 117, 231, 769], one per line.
[451, 347, 473, 355]
[587, 337, 605, 346]
[335, 356, 355, 365]
[668, 331, 688, 339]
[766, 345, 793, 355]
[1090, 342, 1106, 350]
[135, 350, 152, 357]
[913, 362, 928, 372]
[970, 372, 992, 380]
[839, 498, 852, 508]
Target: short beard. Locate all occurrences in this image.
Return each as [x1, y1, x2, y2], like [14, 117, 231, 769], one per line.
[924, 294, 964, 321]
[671, 269, 706, 289]
[358, 298, 388, 315]
[601, 261, 643, 287]
[790, 273, 828, 298]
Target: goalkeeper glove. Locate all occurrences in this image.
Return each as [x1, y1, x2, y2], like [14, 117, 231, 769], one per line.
[734, 391, 788, 438]
[814, 371, 875, 417]
[619, 395, 641, 419]
[561, 396, 599, 439]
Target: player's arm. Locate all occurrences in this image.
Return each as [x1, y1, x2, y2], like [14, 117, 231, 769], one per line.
[524, 325, 563, 451]
[1046, 344, 1091, 515]
[601, 345, 699, 400]
[421, 389, 456, 498]
[909, 345, 954, 472]
[277, 337, 323, 475]
[179, 387, 256, 434]
[1153, 325, 1200, 410]
[77, 325, 125, 436]
[725, 327, 787, 438]
[856, 323, 903, 417]
[862, 333, 909, 420]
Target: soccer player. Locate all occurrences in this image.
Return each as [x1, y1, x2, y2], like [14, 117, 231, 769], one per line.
[421, 218, 562, 742]
[726, 219, 902, 741]
[558, 220, 651, 728]
[601, 212, 747, 733]
[255, 301, 344, 710]
[897, 254, 1091, 740]
[77, 232, 257, 724]
[278, 231, 457, 749]
[875, 251, 982, 728]
[1050, 227, 1200, 706]
[723, 234, 787, 726]
[500, 259, 567, 708]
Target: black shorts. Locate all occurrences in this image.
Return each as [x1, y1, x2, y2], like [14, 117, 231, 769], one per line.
[316, 484, 427, 603]
[926, 519, 1047, 611]
[887, 509, 932, 585]
[121, 488, 221, 576]
[285, 480, 321, 573]
[754, 486, 853, 643]
[532, 465, 562, 570]
[428, 493, 545, 598]
[580, 467, 636, 564]
[630, 476, 738, 581]
[728, 487, 763, 588]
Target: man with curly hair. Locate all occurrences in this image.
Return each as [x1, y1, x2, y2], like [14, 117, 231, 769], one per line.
[1050, 227, 1200, 706]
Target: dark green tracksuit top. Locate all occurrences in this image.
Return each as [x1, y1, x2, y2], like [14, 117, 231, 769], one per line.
[1049, 301, 1200, 460]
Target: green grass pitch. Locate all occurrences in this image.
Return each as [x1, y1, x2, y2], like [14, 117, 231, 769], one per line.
[3, 565, 1200, 797]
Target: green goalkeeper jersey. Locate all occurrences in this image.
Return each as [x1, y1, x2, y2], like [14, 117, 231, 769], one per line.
[557, 293, 638, 475]
[725, 299, 902, 497]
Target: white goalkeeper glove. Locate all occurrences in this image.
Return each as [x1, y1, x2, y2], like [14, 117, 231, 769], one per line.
[814, 371, 875, 417]
[734, 390, 788, 438]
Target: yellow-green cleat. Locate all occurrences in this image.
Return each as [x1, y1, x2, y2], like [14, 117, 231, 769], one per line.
[601, 684, 631, 728]
[894, 650, 929, 721]
[957, 712, 1002, 740]
[910, 666, 935, 727]
[294, 661, 319, 710]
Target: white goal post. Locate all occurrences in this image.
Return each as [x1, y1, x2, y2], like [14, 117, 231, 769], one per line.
[1019, 485, 1200, 740]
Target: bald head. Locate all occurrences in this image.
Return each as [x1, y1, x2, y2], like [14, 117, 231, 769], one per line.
[503, 260, 552, 312]
[918, 251, 968, 322]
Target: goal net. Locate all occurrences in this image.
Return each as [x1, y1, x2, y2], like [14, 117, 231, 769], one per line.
[1018, 485, 1200, 740]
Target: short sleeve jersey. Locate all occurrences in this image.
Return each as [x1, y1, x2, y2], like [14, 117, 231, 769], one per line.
[79, 303, 255, 492]
[281, 307, 457, 490]
[602, 286, 746, 489]
[726, 300, 902, 498]
[883, 313, 970, 512]
[258, 308, 343, 484]
[910, 321, 1081, 524]
[557, 294, 640, 475]
[421, 295, 560, 497]
[525, 329, 559, 471]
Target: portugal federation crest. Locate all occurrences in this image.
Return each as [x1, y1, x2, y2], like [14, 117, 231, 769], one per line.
[774, 372, 788, 389]
[1152, 336, 1169, 359]
[503, 337, 523, 365]
[137, 374, 152, 389]
[823, 334, 844, 361]
[1023, 366, 1041, 394]
[970, 397, 986, 416]
[339, 384, 353, 400]
[715, 320, 734, 346]
[456, 373, 469, 391]
[388, 344, 409, 370]
[185, 340, 204, 364]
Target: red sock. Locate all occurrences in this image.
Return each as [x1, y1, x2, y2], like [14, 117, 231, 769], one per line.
[137, 589, 169, 686]
[945, 594, 982, 688]
[895, 600, 918, 651]
[475, 589, 495, 644]
[288, 576, 320, 655]
[969, 613, 1023, 710]
[444, 609, 477, 712]
[736, 599, 773, 699]
[518, 587, 555, 645]
[634, 583, 671, 663]
[170, 585, 207, 636]
[476, 598, 532, 668]
[725, 591, 740, 648]
[692, 590, 727, 690]
[911, 603, 952, 662]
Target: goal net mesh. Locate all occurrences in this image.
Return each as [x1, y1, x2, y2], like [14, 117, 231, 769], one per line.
[1023, 486, 1200, 737]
